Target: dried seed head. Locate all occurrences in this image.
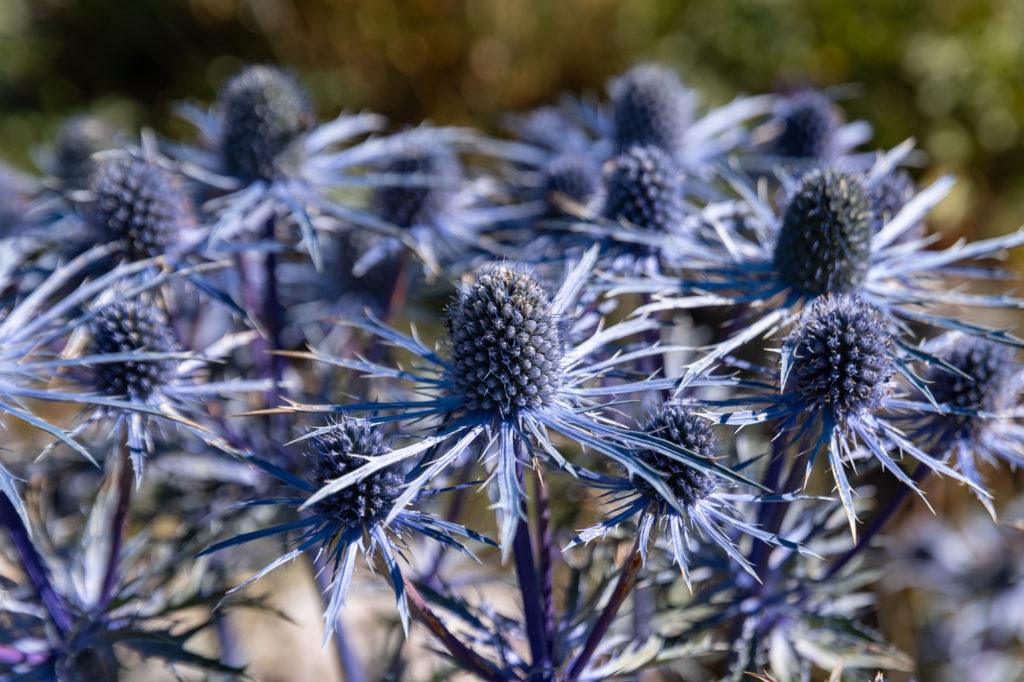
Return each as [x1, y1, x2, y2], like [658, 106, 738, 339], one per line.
[89, 300, 178, 401]
[774, 168, 873, 296]
[785, 294, 894, 417]
[217, 65, 314, 182]
[445, 264, 565, 416]
[610, 63, 693, 156]
[637, 406, 717, 505]
[88, 156, 195, 260]
[307, 418, 403, 528]
[601, 145, 685, 234]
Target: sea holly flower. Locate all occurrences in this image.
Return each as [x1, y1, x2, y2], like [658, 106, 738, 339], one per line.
[570, 405, 810, 584]
[609, 62, 696, 157]
[43, 294, 269, 478]
[899, 333, 1024, 514]
[176, 64, 468, 271]
[201, 417, 491, 642]
[275, 247, 759, 555]
[712, 294, 982, 537]
[751, 88, 872, 165]
[622, 152, 1024, 385]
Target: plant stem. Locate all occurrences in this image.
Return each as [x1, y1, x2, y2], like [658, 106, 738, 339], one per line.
[512, 458, 550, 677]
[99, 440, 133, 608]
[566, 535, 644, 681]
[404, 579, 509, 682]
[0, 496, 72, 637]
[533, 467, 557, 666]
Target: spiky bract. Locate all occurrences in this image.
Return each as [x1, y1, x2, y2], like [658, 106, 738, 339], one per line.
[445, 264, 565, 416]
[774, 168, 873, 296]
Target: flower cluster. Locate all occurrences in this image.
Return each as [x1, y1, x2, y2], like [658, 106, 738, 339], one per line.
[0, 56, 1020, 682]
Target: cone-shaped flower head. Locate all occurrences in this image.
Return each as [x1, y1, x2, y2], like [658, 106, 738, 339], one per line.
[601, 145, 685, 234]
[88, 156, 195, 260]
[785, 294, 894, 419]
[217, 65, 314, 182]
[774, 169, 873, 296]
[445, 264, 565, 416]
[372, 141, 462, 229]
[610, 63, 693, 156]
[770, 90, 844, 159]
[307, 418, 404, 529]
[541, 152, 601, 215]
[637, 406, 718, 506]
[89, 300, 178, 401]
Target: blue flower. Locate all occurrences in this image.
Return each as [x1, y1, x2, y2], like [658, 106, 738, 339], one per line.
[715, 294, 981, 537]
[278, 247, 758, 554]
[201, 416, 491, 642]
[609, 63, 695, 157]
[902, 333, 1024, 514]
[751, 89, 872, 165]
[570, 404, 810, 585]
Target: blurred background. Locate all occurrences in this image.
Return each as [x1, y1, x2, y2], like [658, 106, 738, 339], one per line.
[2, 1, 1023, 680]
[3, 0, 1024, 247]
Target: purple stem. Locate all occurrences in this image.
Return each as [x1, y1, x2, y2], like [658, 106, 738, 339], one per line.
[513, 509, 550, 676]
[0, 644, 49, 666]
[566, 535, 644, 681]
[405, 579, 509, 682]
[533, 468, 557, 666]
[0, 496, 72, 637]
[98, 442, 133, 609]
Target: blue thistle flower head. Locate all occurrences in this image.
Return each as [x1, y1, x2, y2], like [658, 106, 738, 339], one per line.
[372, 137, 463, 230]
[540, 152, 602, 216]
[601, 145, 685, 235]
[306, 418, 403, 528]
[784, 293, 894, 419]
[868, 168, 916, 232]
[87, 154, 196, 260]
[770, 90, 845, 159]
[445, 263, 566, 416]
[217, 65, 314, 182]
[88, 299, 179, 401]
[774, 168, 873, 296]
[635, 406, 718, 506]
[609, 63, 694, 156]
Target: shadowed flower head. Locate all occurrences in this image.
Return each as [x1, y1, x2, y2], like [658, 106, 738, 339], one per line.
[609, 63, 695, 157]
[769, 90, 845, 160]
[203, 416, 489, 642]
[45, 115, 123, 191]
[87, 154, 197, 261]
[542, 152, 602, 216]
[572, 404, 806, 583]
[774, 168, 873, 296]
[372, 137, 463, 231]
[88, 299, 179, 401]
[602, 145, 686, 235]
[216, 65, 314, 182]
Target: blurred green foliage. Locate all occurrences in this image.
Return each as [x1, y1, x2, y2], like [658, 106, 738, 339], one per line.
[3, 0, 1024, 245]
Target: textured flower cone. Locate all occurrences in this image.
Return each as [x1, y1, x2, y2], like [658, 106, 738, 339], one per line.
[601, 145, 685, 234]
[638, 406, 717, 506]
[90, 300, 178, 401]
[610, 63, 693, 156]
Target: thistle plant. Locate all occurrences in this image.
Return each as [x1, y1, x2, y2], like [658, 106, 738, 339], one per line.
[0, 55, 1022, 682]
